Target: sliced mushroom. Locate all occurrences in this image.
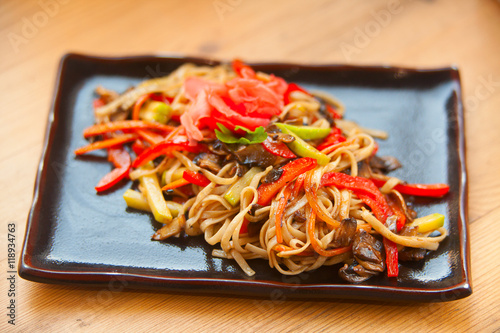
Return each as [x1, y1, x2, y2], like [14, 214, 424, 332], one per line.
[339, 230, 386, 283]
[332, 217, 357, 248]
[152, 214, 186, 241]
[339, 260, 377, 283]
[399, 248, 427, 261]
[262, 167, 283, 184]
[193, 153, 223, 173]
[370, 155, 402, 173]
[227, 143, 277, 168]
[353, 230, 384, 266]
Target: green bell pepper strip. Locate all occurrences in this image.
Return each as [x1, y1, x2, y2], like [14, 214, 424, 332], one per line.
[274, 123, 330, 166]
[276, 123, 331, 140]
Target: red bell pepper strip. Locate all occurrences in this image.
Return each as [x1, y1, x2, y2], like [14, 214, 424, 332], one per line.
[384, 238, 399, 277]
[131, 139, 148, 156]
[161, 170, 210, 192]
[83, 120, 175, 138]
[321, 173, 402, 277]
[370, 178, 450, 198]
[357, 194, 392, 224]
[284, 83, 310, 105]
[132, 140, 204, 168]
[183, 170, 211, 187]
[387, 197, 406, 232]
[321, 172, 382, 200]
[132, 93, 152, 120]
[232, 59, 256, 78]
[74, 134, 138, 155]
[326, 104, 342, 120]
[239, 218, 250, 235]
[316, 127, 346, 151]
[371, 141, 379, 156]
[150, 92, 174, 104]
[95, 147, 131, 192]
[322, 172, 390, 209]
[93, 97, 106, 109]
[261, 137, 297, 159]
[358, 192, 400, 277]
[257, 157, 318, 206]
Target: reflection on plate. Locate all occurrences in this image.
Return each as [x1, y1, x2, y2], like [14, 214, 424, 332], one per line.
[19, 54, 471, 301]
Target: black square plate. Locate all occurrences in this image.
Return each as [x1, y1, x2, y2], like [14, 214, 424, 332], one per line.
[19, 54, 471, 301]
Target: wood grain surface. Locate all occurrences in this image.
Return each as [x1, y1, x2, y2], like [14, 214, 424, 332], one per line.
[1, 0, 499, 332]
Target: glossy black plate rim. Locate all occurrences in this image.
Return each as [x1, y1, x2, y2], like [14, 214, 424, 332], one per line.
[19, 53, 471, 302]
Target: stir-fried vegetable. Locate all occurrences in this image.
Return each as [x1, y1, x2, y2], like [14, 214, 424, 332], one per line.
[215, 124, 267, 145]
[123, 189, 151, 211]
[277, 123, 331, 140]
[161, 178, 190, 191]
[78, 60, 450, 283]
[257, 157, 317, 206]
[317, 127, 346, 151]
[307, 209, 352, 257]
[139, 165, 172, 223]
[132, 93, 152, 120]
[139, 101, 172, 124]
[371, 178, 450, 197]
[283, 83, 311, 104]
[261, 137, 297, 158]
[183, 170, 211, 187]
[132, 140, 204, 168]
[152, 215, 186, 240]
[384, 238, 399, 277]
[123, 189, 183, 216]
[275, 183, 293, 244]
[322, 172, 392, 222]
[275, 123, 330, 165]
[83, 120, 174, 138]
[74, 134, 138, 155]
[410, 213, 445, 233]
[95, 147, 131, 192]
[224, 167, 262, 206]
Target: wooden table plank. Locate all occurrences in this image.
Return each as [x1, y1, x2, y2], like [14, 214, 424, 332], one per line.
[1, 0, 499, 331]
[7, 206, 499, 332]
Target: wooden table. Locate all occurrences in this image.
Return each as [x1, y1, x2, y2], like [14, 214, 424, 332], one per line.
[1, 0, 499, 331]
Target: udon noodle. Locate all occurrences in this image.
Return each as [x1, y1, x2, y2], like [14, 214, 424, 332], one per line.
[78, 61, 449, 282]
